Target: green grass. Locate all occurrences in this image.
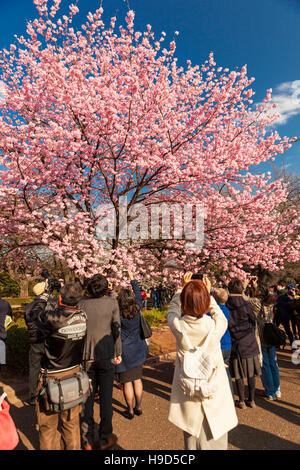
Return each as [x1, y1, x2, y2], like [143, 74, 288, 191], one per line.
[143, 308, 167, 327]
[3, 297, 34, 306]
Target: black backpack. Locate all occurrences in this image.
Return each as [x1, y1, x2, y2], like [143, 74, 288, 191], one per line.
[263, 322, 286, 347]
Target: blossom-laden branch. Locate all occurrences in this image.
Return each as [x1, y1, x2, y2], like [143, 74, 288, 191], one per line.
[0, 0, 298, 285]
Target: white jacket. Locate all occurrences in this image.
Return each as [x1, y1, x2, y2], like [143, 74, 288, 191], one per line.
[167, 293, 238, 440]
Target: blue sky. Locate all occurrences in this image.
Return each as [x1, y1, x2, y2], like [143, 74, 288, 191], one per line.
[0, 0, 299, 175]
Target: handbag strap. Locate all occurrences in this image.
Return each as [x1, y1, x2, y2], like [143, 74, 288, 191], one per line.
[178, 319, 215, 351]
[57, 379, 64, 412]
[76, 373, 83, 396]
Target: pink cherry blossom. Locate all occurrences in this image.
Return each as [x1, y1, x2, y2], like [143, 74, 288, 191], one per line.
[0, 0, 298, 286]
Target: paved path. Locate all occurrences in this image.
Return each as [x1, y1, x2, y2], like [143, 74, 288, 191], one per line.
[0, 347, 299, 451]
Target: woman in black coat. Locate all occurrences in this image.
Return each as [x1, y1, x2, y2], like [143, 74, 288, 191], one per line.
[226, 278, 261, 409]
[115, 270, 148, 419]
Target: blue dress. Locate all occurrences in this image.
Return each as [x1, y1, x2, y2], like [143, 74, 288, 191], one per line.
[115, 280, 148, 379]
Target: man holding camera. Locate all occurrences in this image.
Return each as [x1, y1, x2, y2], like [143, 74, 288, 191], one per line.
[24, 282, 47, 405]
[29, 279, 87, 450]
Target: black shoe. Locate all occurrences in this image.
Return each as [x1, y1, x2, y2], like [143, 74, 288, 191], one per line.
[123, 409, 134, 420]
[236, 400, 246, 409]
[246, 400, 256, 408]
[29, 397, 36, 406]
[134, 407, 142, 416]
[96, 434, 118, 450]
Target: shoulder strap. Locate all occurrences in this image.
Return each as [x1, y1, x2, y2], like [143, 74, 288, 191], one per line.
[178, 319, 215, 351]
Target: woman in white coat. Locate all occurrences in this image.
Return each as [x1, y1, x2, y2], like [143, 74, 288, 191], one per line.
[167, 273, 238, 450]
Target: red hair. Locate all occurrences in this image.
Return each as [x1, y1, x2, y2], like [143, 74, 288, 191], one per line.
[180, 280, 210, 317]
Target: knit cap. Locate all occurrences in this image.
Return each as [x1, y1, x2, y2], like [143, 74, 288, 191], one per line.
[32, 282, 46, 296]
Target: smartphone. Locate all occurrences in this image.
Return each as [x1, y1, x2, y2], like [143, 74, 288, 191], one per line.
[191, 273, 203, 280]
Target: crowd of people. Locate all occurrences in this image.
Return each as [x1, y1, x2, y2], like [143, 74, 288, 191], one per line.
[0, 270, 299, 450]
[167, 274, 299, 449]
[140, 285, 173, 310]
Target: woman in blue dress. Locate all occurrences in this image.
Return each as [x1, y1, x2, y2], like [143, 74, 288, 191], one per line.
[115, 270, 149, 419]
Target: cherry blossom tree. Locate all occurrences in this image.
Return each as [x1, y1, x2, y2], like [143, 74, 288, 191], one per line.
[0, 0, 299, 286]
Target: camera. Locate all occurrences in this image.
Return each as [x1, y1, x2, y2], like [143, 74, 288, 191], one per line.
[288, 288, 296, 297]
[191, 273, 203, 280]
[41, 269, 62, 293]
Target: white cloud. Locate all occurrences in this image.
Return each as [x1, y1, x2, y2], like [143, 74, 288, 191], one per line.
[270, 80, 300, 125]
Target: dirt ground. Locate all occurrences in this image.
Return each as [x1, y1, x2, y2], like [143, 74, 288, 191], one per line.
[0, 323, 300, 451]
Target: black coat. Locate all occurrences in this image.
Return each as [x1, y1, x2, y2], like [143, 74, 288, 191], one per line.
[29, 295, 87, 371]
[226, 295, 259, 359]
[289, 297, 300, 321]
[24, 300, 46, 344]
[275, 293, 294, 322]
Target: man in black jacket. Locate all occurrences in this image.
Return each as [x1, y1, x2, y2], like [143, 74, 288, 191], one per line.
[274, 283, 295, 348]
[287, 285, 300, 342]
[29, 282, 87, 450]
[24, 282, 47, 405]
[0, 297, 12, 370]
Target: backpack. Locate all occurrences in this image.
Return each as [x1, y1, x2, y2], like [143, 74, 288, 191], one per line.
[141, 291, 148, 300]
[259, 304, 286, 348]
[178, 321, 218, 400]
[263, 322, 286, 348]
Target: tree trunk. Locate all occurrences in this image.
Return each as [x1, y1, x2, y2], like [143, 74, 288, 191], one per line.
[19, 279, 29, 298]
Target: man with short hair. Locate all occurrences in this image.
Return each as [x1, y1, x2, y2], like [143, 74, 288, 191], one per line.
[79, 274, 121, 451]
[29, 282, 87, 450]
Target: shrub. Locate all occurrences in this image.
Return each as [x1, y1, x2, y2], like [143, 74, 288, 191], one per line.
[0, 272, 19, 297]
[143, 308, 167, 327]
[5, 318, 30, 373]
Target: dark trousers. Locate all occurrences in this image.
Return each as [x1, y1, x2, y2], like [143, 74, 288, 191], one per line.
[222, 348, 234, 396]
[290, 315, 300, 339]
[274, 314, 294, 346]
[28, 342, 45, 399]
[81, 361, 115, 447]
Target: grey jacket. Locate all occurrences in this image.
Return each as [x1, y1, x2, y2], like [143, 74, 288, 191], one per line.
[79, 293, 122, 366]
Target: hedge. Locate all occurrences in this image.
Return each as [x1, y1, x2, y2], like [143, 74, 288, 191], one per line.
[5, 318, 30, 373]
[143, 308, 167, 326]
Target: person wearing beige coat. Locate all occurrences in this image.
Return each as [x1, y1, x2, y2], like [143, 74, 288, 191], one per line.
[167, 276, 238, 450]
